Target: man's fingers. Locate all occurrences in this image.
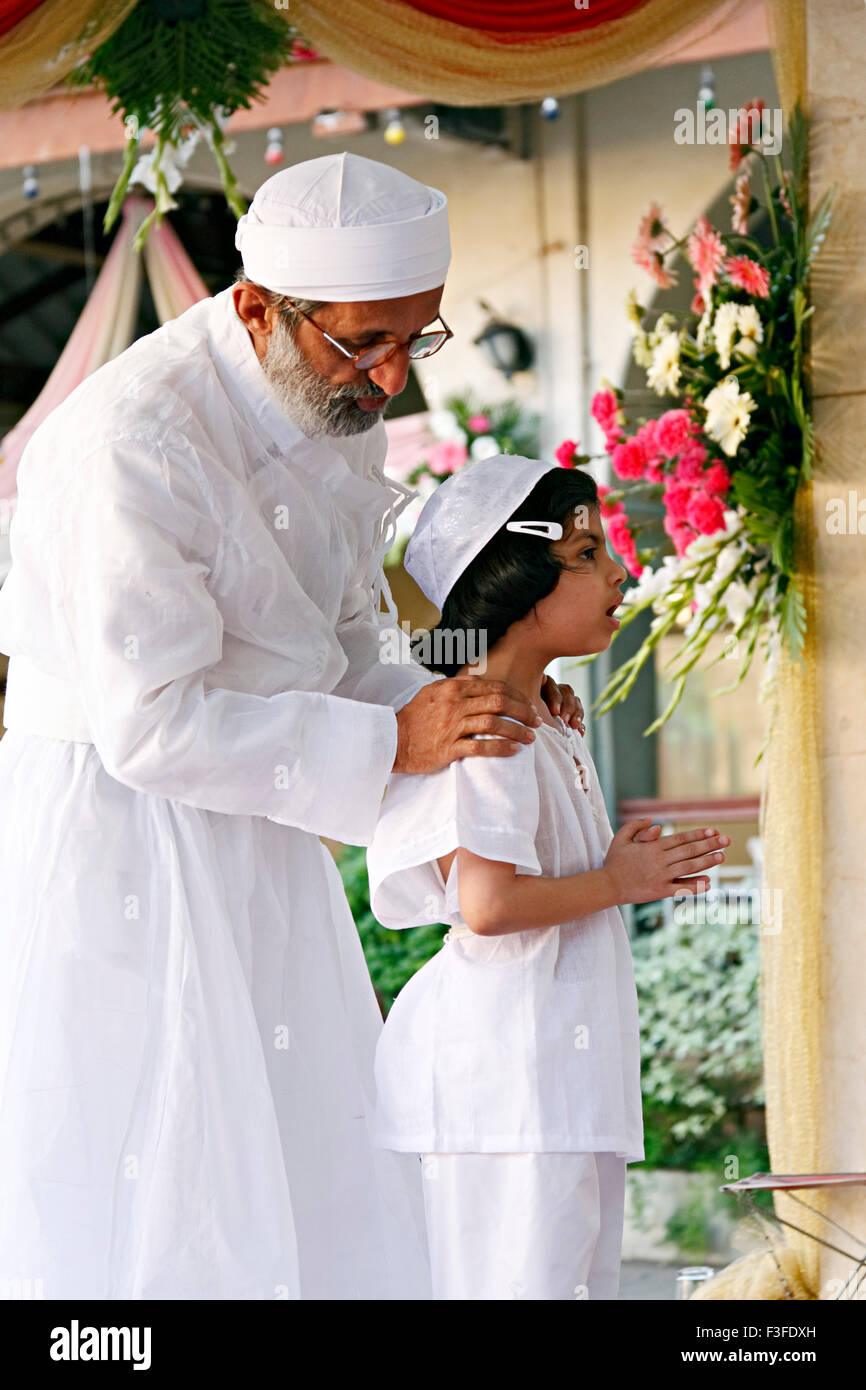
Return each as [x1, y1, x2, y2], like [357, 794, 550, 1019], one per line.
[454, 676, 541, 726]
[453, 737, 524, 758]
[459, 717, 536, 744]
[542, 672, 562, 715]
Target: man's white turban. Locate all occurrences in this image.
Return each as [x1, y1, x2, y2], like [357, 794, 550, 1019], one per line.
[234, 151, 451, 302]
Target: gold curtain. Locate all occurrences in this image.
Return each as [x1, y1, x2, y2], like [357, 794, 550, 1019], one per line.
[289, 0, 745, 105]
[694, 0, 827, 1302]
[0, 0, 140, 111]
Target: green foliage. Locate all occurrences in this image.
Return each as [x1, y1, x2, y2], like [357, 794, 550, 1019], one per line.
[69, 0, 290, 146]
[66, 0, 302, 241]
[337, 843, 447, 1013]
[445, 392, 541, 460]
[632, 907, 764, 1150]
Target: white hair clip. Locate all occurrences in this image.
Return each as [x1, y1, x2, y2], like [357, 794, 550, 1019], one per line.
[505, 520, 564, 539]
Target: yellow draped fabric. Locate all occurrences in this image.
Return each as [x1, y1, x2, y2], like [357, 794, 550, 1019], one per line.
[694, 0, 827, 1302]
[289, 0, 745, 105]
[0, 0, 140, 111]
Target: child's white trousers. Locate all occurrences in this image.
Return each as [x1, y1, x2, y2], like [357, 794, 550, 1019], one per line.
[419, 1151, 626, 1300]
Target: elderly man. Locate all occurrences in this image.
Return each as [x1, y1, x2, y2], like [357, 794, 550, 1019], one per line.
[0, 153, 582, 1300]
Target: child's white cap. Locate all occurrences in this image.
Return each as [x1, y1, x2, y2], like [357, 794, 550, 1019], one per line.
[404, 454, 560, 613]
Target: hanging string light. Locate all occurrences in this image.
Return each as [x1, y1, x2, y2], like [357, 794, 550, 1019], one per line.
[383, 108, 406, 146]
[264, 126, 284, 165]
[21, 165, 38, 199]
[698, 64, 716, 110]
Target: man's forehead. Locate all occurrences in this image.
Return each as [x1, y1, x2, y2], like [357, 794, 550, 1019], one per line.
[319, 286, 444, 330]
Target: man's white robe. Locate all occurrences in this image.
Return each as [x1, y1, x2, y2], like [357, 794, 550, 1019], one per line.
[0, 286, 438, 1300]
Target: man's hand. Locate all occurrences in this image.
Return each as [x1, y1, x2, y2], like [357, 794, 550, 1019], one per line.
[540, 673, 585, 735]
[602, 817, 730, 905]
[393, 676, 543, 775]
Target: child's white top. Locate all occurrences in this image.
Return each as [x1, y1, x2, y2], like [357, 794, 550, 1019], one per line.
[366, 716, 644, 1161]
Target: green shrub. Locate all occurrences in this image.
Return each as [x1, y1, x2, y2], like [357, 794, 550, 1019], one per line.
[633, 905, 766, 1163]
[337, 843, 447, 1014]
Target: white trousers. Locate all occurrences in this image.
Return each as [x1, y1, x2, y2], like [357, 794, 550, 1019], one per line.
[419, 1151, 626, 1300]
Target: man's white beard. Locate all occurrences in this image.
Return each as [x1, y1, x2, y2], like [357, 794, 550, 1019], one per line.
[260, 313, 386, 437]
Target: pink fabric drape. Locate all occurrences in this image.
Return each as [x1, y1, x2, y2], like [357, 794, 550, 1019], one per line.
[0, 195, 210, 503]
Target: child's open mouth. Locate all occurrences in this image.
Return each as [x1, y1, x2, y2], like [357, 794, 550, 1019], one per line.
[605, 601, 622, 628]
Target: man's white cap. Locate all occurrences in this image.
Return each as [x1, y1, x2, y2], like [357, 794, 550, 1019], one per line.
[234, 151, 451, 301]
[405, 454, 560, 613]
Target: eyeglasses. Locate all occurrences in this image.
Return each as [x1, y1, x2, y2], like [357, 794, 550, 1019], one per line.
[285, 301, 453, 370]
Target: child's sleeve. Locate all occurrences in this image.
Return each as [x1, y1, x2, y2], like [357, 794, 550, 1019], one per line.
[366, 736, 541, 930]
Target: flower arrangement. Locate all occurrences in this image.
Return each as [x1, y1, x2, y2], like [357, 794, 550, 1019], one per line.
[386, 393, 540, 566]
[407, 394, 541, 487]
[558, 103, 832, 746]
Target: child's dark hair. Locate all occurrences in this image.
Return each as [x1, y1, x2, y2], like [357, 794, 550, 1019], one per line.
[416, 466, 599, 677]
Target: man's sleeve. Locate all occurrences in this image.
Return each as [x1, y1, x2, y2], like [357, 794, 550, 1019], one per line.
[332, 575, 443, 713]
[56, 438, 399, 845]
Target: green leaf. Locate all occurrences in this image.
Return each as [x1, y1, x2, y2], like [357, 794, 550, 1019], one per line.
[800, 188, 834, 276]
[780, 579, 807, 664]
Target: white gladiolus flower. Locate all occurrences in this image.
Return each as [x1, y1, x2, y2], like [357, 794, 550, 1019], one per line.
[704, 376, 756, 457]
[647, 330, 682, 396]
[713, 541, 744, 584]
[623, 559, 674, 606]
[723, 579, 757, 630]
[469, 434, 500, 461]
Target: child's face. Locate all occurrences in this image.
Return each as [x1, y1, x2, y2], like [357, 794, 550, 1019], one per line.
[514, 505, 628, 660]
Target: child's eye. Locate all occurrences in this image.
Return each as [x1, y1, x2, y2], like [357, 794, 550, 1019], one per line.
[579, 547, 597, 561]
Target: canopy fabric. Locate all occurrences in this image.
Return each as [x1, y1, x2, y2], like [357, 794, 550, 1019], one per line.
[288, 0, 745, 104]
[0, 196, 210, 525]
[0, 0, 140, 110]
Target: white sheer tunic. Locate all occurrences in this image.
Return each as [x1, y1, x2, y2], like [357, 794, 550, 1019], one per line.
[0, 286, 438, 1300]
[367, 719, 645, 1161]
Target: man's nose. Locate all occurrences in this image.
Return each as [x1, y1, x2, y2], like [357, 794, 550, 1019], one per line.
[367, 348, 411, 398]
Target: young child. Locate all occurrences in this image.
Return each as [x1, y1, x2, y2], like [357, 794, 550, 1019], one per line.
[366, 455, 729, 1301]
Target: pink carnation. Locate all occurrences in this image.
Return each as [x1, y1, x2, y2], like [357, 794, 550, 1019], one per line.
[686, 491, 727, 536]
[607, 513, 643, 577]
[610, 436, 647, 480]
[724, 254, 771, 298]
[555, 439, 579, 468]
[691, 285, 707, 316]
[703, 462, 732, 495]
[467, 413, 491, 433]
[591, 387, 623, 447]
[656, 409, 693, 459]
[597, 483, 625, 519]
[664, 512, 697, 556]
[429, 440, 468, 475]
[663, 481, 693, 523]
[674, 450, 708, 484]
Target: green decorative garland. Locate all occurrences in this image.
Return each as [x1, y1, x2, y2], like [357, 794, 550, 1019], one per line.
[66, 0, 306, 248]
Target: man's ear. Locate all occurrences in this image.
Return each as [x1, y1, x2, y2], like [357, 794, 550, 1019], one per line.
[232, 282, 273, 336]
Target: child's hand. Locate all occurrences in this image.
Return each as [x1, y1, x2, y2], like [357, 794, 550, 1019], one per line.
[603, 817, 730, 905]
